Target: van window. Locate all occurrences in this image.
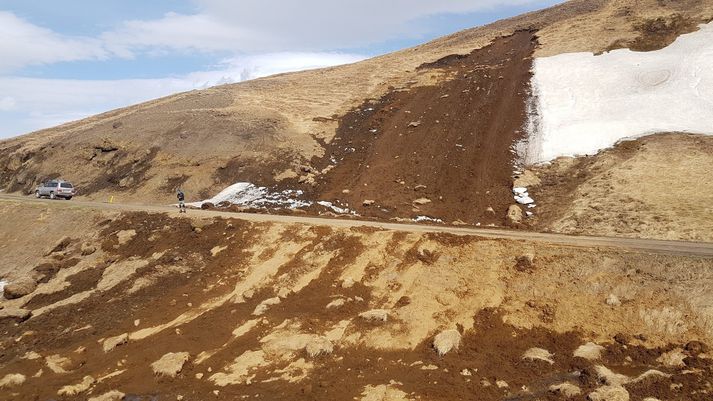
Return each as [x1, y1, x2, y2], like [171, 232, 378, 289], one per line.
[48, 181, 58, 187]
[60, 183, 73, 188]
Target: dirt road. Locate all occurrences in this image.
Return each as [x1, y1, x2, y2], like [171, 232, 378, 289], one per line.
[2, 193, 712, 257]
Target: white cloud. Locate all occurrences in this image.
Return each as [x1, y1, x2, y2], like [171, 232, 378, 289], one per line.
[0, 96, 17, 111]
[101, 0, 550, 54]
[0, 51, 365, 138]
[0, 11, 109, 72]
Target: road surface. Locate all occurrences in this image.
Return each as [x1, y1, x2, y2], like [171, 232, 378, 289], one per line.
[2, 193, 712, 257]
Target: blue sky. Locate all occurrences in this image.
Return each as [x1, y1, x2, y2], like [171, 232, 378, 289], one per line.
[0, 0, 561, 138]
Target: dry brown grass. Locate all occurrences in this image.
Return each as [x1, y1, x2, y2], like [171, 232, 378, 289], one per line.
[532, 134, 713, 242]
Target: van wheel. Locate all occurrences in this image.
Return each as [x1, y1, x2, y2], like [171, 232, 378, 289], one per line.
[35, 191, 41, 198]
[65, 196, 72, 200]
[49, 192, 55, 200]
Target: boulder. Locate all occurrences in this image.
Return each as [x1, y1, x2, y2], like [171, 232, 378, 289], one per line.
[4, 278, 38, 299]
[151, 352, 190, 377]
[80, 243, 97, 256]
[362, 200, 375, 206]
[433, 329, 461, 356]
[506, 205, 523, 225]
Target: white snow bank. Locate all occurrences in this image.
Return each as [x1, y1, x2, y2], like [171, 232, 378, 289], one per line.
[186, 182, 359, 214]
[187, 182, 310, 209]
[526, 22, 713, 163]
[414, 216, 444, 223]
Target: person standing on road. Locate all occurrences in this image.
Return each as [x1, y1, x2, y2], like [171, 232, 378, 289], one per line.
[177, 188, 186, 213]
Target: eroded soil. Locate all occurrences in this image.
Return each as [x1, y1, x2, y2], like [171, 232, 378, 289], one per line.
[309, 31, 536, 225]
[2, 205, 713, 400]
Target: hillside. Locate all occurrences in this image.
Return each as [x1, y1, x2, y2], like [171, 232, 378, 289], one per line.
[1, 199, 713, 400]
[1, 0, 712, 239]
[3, 1, 713, 399]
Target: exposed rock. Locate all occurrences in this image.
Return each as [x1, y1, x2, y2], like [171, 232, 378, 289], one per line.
[103, 333, 129, 353]
[359, 309, 389, 322]
[496, 380, 509, 388]
[412, 198, 432, 205]
[549, 382, 582, 397]
[523, 347, 554, 364]
[433, 329, 461, 356]
[151, 352, 190, 377]
[341, 277, 355, 288]
[0, 373, 26, 388]
[587, 385, 629, 401]
[506, 204, 523, 224]
[408, 121, 421, 127]
[414, 184, 427, 191]
[0, 307, 32, 321]
[362, 199, 376, 206]
[326, 298, 346, 309]
[4, 277, 38, 299]
[574, 342, 606, 360]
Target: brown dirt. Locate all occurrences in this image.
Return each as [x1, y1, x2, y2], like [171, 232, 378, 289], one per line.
[309, 31, 537, 225]
[2, 204, 713, 400]
[603, 14, 701, 53]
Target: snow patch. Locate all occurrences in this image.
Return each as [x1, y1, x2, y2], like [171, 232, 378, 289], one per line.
[513, 187, 535, 205]
[187, 182, 310, 209]
[414, 216, 444, 223]
[526, 22, 713, 163]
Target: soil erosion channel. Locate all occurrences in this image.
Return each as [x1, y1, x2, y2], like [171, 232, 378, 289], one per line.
[311, 31, 536, 225]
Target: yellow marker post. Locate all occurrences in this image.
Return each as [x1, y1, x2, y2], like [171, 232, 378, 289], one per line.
[109, 196, 114, 204]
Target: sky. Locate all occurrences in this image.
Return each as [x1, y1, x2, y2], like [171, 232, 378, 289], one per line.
[0, 0, 562, 138]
